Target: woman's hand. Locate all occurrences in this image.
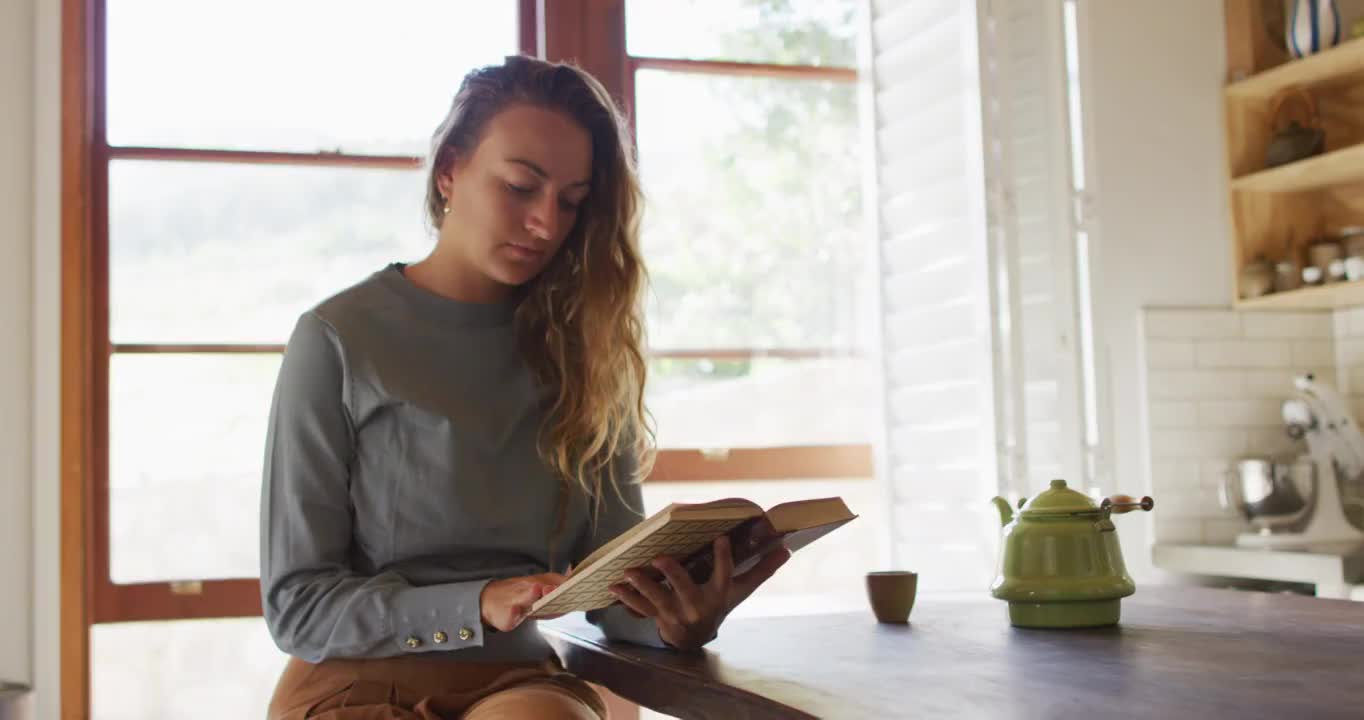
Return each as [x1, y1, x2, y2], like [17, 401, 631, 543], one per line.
[479, 572, 567, 632]
[607, 535, 791, 650]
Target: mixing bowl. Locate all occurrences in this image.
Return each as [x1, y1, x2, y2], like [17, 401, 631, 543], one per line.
[1221, 457, 1315, 531]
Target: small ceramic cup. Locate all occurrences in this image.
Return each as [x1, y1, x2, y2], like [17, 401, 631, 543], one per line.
[866, 571, 918, 624]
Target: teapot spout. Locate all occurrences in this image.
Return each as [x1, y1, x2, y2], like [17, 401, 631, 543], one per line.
[991, 496, 1014, 527]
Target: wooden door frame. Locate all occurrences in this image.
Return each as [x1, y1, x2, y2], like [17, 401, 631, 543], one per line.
[60, 0, 97, 714]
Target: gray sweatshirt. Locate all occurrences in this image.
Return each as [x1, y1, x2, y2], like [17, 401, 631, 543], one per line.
[259, 263, 664, 663]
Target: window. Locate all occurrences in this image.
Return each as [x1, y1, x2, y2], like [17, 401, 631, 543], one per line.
[66, 1, 874, 715]
[623, 0, 875, 612]
[78, 1, 524, 716]
[623, 0, 874, 461]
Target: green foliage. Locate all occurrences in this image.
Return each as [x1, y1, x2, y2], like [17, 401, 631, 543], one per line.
[639, 0, 864, 368]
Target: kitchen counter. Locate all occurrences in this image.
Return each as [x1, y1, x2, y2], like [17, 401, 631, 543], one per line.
[1153, 541, 1364, 599]
[544, 585, 1364, 719]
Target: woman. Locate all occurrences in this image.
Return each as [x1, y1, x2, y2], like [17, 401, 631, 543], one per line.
[260, 56, 790, 719]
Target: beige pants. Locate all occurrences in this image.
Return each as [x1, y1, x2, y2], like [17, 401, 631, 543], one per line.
[267, 654, 607, 720]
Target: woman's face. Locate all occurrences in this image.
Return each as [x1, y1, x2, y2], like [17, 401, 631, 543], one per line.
[438, 104, 593, 294]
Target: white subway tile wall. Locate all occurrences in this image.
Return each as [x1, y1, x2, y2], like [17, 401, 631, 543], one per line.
[1334, 309, 1364, 530]
[1336, 307, 1364, 423]
[1143, 310, 1243, 339]
[1141, 308, 1335, 545]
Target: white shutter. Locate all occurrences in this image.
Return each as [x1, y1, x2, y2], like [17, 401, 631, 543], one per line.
[986, 0, 1088, 498]
[864, 0, 1087, 590]
[864, 0, 1000, 591]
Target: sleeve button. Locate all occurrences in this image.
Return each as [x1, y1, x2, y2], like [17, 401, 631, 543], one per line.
[433, 631, 448, 644]
[458, 627, 474, 641]
[405, 636, 421, 649]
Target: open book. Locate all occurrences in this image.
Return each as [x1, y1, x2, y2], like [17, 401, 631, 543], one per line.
[530, 496, 857, 618]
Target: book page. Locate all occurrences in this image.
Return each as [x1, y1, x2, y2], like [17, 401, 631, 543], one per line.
[532, 514, 756, 616]
[567, 499, 763, 579]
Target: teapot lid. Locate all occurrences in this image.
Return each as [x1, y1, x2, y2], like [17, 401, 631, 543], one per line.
[1020, 479, 1097, 516]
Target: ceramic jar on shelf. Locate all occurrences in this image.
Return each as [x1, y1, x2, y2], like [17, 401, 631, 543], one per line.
[1274, 259, 1303, 292]
[1336, 226, 1364, 282]
[1288, 0, 1342, 58]
[1308, 239, 1346, 284]
[1240, 256, 1275, 298]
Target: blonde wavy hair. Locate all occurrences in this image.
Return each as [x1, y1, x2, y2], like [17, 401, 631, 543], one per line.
[424, 56, 654, 513]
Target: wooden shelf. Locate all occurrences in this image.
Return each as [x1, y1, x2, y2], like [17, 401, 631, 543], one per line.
[1223, 5, 1364, 310]
[1237, 279, 1364, 310]
[1226, 36, 1364, 100]
[1232, 143, 1364, 193]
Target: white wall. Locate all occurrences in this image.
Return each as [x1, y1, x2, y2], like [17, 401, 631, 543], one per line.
[1, 0, 37, 688]
[35, 0, 62, 712]
[30, 0, 63, 715]
[1082, 0, 1234, 580]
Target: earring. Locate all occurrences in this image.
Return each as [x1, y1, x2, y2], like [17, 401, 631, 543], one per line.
[441, 197, 451, 215]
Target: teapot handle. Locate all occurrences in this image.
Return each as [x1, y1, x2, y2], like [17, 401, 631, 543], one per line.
[1100, 494, 1154, 514]
[1269, 86, 1319, 133]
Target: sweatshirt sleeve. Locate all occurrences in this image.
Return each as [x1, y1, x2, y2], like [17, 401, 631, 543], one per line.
[259, 312, 492, 662]
[576, 449, 670, 648]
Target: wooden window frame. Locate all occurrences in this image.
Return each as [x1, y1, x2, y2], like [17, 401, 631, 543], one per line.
[61, 0, 872, 715]
[569, 0, 871, 491]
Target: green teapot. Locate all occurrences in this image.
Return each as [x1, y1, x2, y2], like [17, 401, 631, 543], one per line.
[990, 479, 1153, 628]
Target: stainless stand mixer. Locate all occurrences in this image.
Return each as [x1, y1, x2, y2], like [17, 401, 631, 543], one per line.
[1223, 374, 1364, 548]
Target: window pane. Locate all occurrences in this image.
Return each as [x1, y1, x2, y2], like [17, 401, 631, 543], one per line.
[627, 0, 858, 67]
[92, 618, 287, 720]
[107, 0, 519, 154]
[109, 354, 279, 583]
[636, 70, 864, 350]
[109, 160, 430, 344]
[648, 357, 871, 448]
[636, 69, 872, 446]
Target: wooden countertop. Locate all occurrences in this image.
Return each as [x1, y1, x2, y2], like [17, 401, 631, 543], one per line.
[543, 586, 1364, 719]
